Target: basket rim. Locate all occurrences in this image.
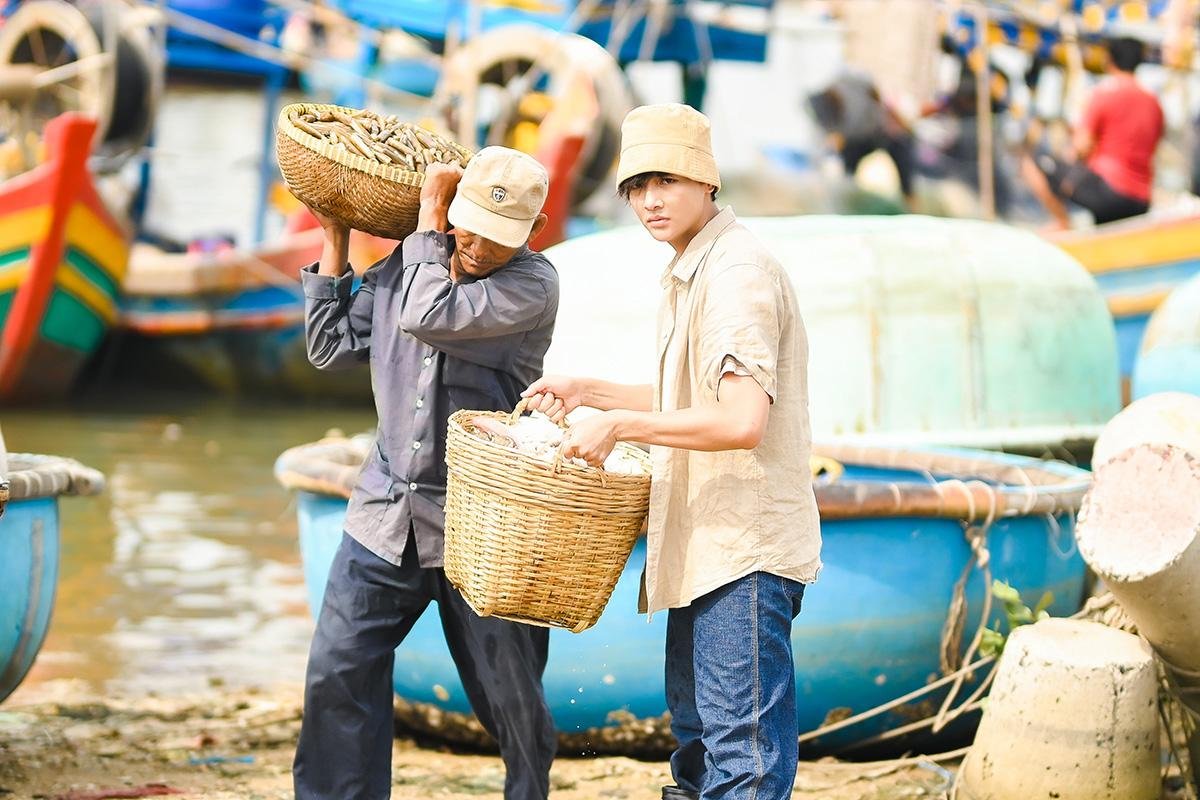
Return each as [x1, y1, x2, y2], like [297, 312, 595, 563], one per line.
[277, 102, 473, 188]
[447, 408, 652, 487]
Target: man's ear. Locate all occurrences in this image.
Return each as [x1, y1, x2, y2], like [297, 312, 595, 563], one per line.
[527, 213, 549, 243]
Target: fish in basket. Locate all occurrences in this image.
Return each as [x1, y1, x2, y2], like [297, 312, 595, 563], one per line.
[275, 102, 473, 240]
[443, 402, 651, 633]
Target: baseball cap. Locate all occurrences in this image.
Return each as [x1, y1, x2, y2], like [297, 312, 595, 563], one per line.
[448, 146, 549, 248]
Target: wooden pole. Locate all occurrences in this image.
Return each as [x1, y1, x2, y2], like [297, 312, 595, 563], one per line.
[972, 2, 995, 220]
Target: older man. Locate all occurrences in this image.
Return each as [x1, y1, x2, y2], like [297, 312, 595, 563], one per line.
[293, 146, 560, 800]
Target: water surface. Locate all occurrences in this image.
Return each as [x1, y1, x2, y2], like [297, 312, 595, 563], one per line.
[4, 392, 374, 697]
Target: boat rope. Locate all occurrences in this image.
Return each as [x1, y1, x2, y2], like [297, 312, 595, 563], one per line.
[2, 454, 105, 501]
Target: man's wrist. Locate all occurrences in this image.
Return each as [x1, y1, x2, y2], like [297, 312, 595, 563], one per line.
[579, 379, 597, 409]
[416, 203, 451, 233]
[607, 408, 637, 442]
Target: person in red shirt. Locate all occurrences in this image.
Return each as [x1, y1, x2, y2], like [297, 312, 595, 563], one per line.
[1021, 36, 1164, 229]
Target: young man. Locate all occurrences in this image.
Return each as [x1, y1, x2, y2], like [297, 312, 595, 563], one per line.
[1021, 36, 1163, 229]
[524, 104, 822, 800]
[295, 146, 560, 800]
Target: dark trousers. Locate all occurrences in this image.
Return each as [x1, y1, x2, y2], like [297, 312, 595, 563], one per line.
[293, 532, 556, 800]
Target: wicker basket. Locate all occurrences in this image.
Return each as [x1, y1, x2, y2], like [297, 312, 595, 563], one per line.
[275, 102, 473, 241]
[444, 404, 652, 633]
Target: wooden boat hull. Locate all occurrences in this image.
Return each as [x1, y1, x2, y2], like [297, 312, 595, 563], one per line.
[282, 442, 1089, 751]
[0, 114, 128, 403]
[114, 226, 389, 399]
[0, 495, 59, 703]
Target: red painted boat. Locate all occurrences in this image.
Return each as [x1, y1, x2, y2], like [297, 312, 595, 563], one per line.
[0, 113, 130, 402]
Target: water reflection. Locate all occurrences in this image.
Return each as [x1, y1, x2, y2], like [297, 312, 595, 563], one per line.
[3, 392, 375, 697]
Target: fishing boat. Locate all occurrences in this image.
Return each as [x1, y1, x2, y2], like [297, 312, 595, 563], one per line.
[545, 215, 1121, 455]
[1049, 212, 1200, 399]
[0, 113, 130, 403]
[275, 434, 1090, 752]
[1131, 270, 1200, 400]
[112, 217, 392, 398]
[0, 452, 104, 703]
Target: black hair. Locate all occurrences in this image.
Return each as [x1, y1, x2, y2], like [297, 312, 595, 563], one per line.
[616, 171, 718, 202]
[1107, 37, 1144, 73]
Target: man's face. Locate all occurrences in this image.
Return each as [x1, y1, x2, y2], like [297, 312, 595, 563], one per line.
[451, 228, 521, 279]
[627, 174, 714, 244]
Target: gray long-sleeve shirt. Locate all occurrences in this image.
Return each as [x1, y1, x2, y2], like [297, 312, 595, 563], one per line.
[300, 230, 559, 567]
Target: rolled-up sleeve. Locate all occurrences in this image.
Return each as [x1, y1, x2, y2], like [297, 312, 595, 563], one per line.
[397, 231, 554, 365]
[697, 262, 781, 402]
[301, 261, 378, 370]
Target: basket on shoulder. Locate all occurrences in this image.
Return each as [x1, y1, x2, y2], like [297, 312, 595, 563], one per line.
[275, 102, 473, 240]
[443, 400, 652, 633]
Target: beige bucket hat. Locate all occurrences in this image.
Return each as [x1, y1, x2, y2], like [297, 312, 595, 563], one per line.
[448, 146, 549, 248]
[614, 103, 721, 191]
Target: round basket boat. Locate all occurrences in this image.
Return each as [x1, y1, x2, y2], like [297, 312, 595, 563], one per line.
[275, 102, 472, 240]
[276, 434, 1092, 755]
[443, 405, 652, 633]
[1, 453, 104, 703]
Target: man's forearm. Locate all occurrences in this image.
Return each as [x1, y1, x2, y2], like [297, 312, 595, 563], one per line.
[317, 228, 350, 277]
[583, 380, 653, 412]
[609, 406, 759, 451]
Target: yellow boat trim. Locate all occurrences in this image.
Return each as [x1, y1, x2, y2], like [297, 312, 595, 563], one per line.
[1108, 290, 1170, 319]
[56, 264, 117, 324]
[1056, 221, 1200, 274]
[0, 258, 28, 294]
[65, 204, 128, 281]
[0, 207, 51, 254]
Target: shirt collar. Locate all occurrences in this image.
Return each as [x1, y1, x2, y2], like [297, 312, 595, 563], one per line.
[662, 206, 738, 287]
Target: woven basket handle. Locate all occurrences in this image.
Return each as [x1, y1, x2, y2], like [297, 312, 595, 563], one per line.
[508, 398, 570, 429]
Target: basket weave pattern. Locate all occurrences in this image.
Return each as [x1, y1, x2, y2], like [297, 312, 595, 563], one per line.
[443, 408, 652, 633]
[275, 103, 473, 241]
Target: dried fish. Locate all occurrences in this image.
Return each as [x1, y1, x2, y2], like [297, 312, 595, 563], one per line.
[288, 106, 467, 173]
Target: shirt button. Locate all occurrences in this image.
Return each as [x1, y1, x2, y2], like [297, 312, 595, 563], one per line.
[412, 441, 422, 450]
[409, 482, 418, 491]
[423, 357, 432, 367]
[415, 398, 424, 409]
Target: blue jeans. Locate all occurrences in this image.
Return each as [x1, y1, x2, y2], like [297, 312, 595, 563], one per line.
[666, 572, 805, 800]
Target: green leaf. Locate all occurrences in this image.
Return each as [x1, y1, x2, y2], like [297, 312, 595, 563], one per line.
[1034, 591, 1055, 616]
[992, 580, 1021, 605]
[979, 627, 1006, 658]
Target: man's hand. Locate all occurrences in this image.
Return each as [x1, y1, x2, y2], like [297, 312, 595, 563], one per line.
[522, 375, 587, 424]
[560, 411, 619, 468]
[311, 207, 349, 239]
[416, 163, 464, 232]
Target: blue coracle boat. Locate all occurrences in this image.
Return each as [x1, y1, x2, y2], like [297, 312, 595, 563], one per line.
[0, 454, 104, 703]
[1133, 271, 1200, 400]
[276, 436, 1090, 752]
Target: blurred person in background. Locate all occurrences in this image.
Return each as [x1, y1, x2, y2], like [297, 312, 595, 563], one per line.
[808, 69, 917, 210]
[1020, 36, 1163, 229]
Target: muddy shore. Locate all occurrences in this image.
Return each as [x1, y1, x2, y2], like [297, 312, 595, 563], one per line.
[1, 681, 955, 800]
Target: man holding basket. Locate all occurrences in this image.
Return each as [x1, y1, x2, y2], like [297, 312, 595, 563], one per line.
[294, 146, 560, 800]
[524, 104, 822, 800]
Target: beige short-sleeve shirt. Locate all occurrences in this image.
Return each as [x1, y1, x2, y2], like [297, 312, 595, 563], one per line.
[643, 206, 822, 614]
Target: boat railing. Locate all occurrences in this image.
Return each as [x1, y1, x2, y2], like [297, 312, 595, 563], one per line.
[2, 454, 106, 501]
